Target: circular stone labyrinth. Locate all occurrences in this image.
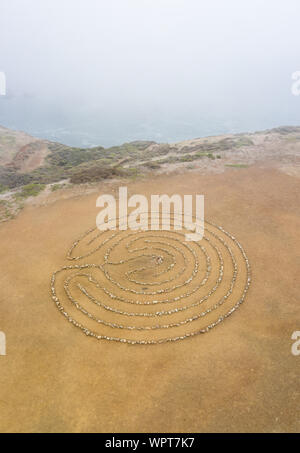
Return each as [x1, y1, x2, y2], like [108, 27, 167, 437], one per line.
[50, 215, 251, 345]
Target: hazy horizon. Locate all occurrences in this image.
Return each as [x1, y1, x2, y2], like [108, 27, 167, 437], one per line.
[1, 0, 300, 147]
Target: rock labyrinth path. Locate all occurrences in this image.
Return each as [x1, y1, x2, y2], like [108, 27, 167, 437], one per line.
[50, 215, 251, 345]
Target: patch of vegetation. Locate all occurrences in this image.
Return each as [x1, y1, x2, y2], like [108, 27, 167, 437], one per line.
[143, 161, 161, 169]
[0, 183, 8, 193]
[156, 152, 216, 165]
[126, 167, 141, 179]
[270, 126, 300, 135]
[51, 183, 66, 192]
[0, 200, 11, 221]
[225, 164, 249, 168]
[70, 165, 124, 184]
[0, 131, 257, 194]
[156, 156, 178, 165]
[0, 166, 34, 188]
[234, 137, 254, 147]
[15, 183, 46, 199]
[194, 152, 211, 158]
[46, 146, 105, 168]
[97, 142, 155, 162]
[149, 144, 172, 157]
[180, 155, 195, 162]
[179, 136, 253, 155]
[0, 199, 20, 222]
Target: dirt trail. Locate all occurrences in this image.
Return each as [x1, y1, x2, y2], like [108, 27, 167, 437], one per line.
[0, 166, 299, 432]
[5, 141, 49, 173]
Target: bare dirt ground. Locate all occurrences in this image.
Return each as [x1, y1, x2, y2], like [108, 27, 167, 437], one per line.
[13, 143, 49, 173]
[0, 126, 40, 166]
[0, 164, 299, 433]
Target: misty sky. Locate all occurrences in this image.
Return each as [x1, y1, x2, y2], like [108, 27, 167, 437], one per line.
[0, 0, 300, 146]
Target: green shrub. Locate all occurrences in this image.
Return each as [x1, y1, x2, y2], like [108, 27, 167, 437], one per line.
[225, 163, 248, 168]
[180, 155, 195, 162]
[157, 156, 178, 164]
[234, 137, 254, 147]
[47, 147, 105, 168]
[125, 167, 140, 177]
[194, 152, 209, 157]
[0, 184, 8, 193]
[143, 161, 161, 169]
[70, 165, 123, 184]
[15, 183, 45, 199]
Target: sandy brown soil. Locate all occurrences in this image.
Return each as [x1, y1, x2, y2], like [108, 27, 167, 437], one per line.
[0, 126, 40, 165]
[0, 165, 299, 433]
[15, 143, 49, 173]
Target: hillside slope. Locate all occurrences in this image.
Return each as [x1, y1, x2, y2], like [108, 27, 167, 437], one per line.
[1, 125, 300, 193]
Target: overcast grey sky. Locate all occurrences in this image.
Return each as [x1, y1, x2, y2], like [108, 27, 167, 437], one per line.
[0, 0, 300, 146]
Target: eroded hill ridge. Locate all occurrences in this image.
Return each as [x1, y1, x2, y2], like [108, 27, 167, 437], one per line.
[0, 124, 299, 222]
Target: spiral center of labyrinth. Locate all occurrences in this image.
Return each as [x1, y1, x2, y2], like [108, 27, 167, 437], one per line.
[50, 216, 251, 345]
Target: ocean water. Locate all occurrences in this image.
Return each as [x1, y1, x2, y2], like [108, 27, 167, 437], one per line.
[1, 0, 300, 149]
[0, 93, 299, 148]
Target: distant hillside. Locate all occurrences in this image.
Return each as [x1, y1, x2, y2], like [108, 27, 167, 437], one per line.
[1, 124, 300, 223]
[0, 125, 157, 189]
[1, 124, 300, 192]
[0, 125, 41, 166]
